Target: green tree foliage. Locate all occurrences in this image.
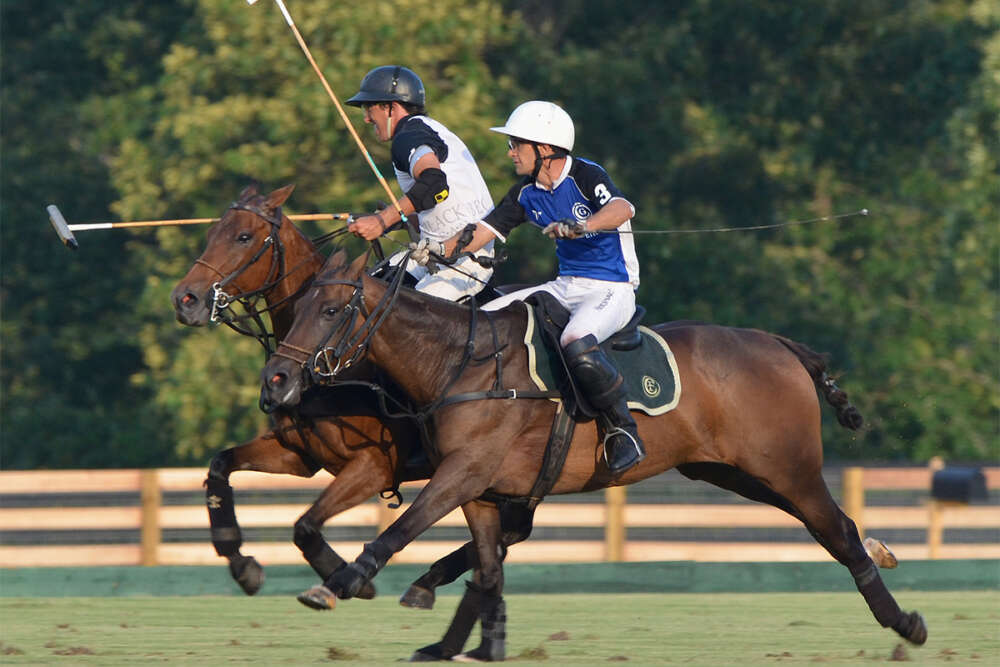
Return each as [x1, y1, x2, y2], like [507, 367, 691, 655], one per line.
[1, 0, 995, 468]
[1, 1, 195, 467]
[88, 0, 521, 461]
[496, 0, 998, 461]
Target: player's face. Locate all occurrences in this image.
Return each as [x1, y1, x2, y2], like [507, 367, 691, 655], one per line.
[507, 137, 533, 176]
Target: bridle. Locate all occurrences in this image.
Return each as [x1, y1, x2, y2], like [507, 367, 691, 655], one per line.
[272, 257, 409, 383]
[192, 199, 350, 357]
[194, 200, 288, 327]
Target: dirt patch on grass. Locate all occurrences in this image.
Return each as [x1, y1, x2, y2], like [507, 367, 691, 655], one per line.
[326, 646, 360, 660]
[52, 646, 95, 655]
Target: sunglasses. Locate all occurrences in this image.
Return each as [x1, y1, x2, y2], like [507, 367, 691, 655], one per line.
[507, 137, 528, 150]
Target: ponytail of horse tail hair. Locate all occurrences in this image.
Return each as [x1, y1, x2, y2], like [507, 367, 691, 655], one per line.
[772, 335, 864, 431]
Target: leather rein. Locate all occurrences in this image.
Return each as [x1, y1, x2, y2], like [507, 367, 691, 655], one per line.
[271, 258, 558, 422]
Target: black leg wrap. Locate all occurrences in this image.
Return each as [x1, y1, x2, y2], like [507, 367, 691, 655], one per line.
[355, 540, 394, 580]
[293, 518, 346, 580]
[205, 476, 242, 558]
[850, 561, 902, 628]
[464, 595, 506, 662]
[410, 581, 485, 661]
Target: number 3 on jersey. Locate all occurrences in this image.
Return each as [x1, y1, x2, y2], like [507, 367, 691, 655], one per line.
[594, 183, 611, 205]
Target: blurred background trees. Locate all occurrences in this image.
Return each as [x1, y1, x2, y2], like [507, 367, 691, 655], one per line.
[2, 0, 996, 468]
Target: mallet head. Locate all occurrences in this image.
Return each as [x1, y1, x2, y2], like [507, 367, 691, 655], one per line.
[47, 205, 79, 250]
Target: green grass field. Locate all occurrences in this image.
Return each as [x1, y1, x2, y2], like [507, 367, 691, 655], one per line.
[0, 591, 997, 665]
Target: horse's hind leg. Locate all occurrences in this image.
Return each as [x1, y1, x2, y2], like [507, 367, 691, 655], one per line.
[789, 477, 927, 645]
[206, 434, 318, 595]
[410, 500, 506, 662]
[400, 501, 533, 610]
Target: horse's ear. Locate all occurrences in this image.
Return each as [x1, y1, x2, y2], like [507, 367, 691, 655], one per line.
[237, 182, 260, 202]
[348, 252, 369, 279]
[263, 184, 295, 211]
[325, 249, 348, 272]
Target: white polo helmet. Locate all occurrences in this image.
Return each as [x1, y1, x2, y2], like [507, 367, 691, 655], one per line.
[490, 101, 575, 152]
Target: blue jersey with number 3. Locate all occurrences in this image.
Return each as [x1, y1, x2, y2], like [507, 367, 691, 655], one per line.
[484, 157, 639, 286]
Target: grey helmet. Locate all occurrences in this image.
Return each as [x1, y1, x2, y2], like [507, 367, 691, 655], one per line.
[346, 66, 425, 107]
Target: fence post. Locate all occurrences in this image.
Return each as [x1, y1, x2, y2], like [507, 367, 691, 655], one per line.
[605, 485, 626, 562]
[140, 469, 161, 566]
[842, 467, 865, 539]
[927, 456, 946, 559]
[376, 498, 396, 536]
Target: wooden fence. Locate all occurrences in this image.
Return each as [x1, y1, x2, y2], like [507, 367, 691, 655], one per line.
[1, 466, 997, 568]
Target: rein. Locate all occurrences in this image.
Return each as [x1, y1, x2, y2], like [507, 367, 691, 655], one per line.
[275, 256, 558, 423]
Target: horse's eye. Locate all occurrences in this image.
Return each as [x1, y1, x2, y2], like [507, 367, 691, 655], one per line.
[323, 306, 339, 318]
[237, 232, 253, 244]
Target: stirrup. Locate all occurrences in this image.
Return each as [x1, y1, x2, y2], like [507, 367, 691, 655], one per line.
[602, 427, 644, 472]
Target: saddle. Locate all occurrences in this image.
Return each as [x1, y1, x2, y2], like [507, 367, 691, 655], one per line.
[524, 292, 680, 422]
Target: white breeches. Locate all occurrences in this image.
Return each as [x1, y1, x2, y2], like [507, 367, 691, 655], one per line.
[482, 275, 636, 347]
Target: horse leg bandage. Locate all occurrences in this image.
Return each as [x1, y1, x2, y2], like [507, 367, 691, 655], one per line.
[205, 476, 243, 557]
[850, 560, 902, 627]
[439, 582, 486, 657]
[294, 517, 346, 579]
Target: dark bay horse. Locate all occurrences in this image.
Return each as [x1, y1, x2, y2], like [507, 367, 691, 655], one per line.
[259, 250, 927, 661]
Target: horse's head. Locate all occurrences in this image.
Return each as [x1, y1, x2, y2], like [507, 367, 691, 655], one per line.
[171, 183, 296, 326]
[259, 250, 373, 411]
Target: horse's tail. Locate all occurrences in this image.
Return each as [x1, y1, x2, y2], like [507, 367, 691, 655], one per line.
[772, 335, 864, 430]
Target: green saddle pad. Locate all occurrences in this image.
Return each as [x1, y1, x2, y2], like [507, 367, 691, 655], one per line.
[522, 304, 681, 416]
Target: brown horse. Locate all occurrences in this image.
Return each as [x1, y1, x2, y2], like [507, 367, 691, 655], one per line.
[171, 184, 516, 606]
[260, 250, 927, 661]
[170, 184, 425, 599]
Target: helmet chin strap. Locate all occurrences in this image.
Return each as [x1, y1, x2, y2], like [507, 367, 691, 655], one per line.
[386, 104, 394, 139]
[530, 143, 564, 183]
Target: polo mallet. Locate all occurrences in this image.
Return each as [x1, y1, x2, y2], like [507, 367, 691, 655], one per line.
[246, 0, 416, 241]
[46, 204, 352, 250]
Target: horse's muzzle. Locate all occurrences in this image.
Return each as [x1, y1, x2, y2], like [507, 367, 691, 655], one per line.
[259, 366, 304, 412]
[171, 284, 211, 326]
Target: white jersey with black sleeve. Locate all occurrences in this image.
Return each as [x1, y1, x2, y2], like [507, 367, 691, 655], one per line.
[390, 115, 495, 247]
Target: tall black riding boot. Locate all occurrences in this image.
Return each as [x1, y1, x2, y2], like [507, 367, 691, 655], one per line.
[564, 335, 645, 475]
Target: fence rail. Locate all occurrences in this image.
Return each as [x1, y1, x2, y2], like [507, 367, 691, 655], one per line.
[1, 466, 997, 568]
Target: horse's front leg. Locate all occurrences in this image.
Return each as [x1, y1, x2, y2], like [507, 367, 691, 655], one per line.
[206, 434, 318, 595]
[294, 449, 398, 609]
[411, 500, 507, 662]
[325, 450, 492, 601]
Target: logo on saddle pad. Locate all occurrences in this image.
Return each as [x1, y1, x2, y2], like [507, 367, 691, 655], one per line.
[523, 305, 681, 416]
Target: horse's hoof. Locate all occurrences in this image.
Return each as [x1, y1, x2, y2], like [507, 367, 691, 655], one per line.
[864, 537, 898, 569]
[893, 610, 928, 646]
[408, 642, 448, 662]
[229, 555, 265, 595]
[399, 584, 435, 610]
[356, 578, 377, 600]
[296, 585, 337, 611]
